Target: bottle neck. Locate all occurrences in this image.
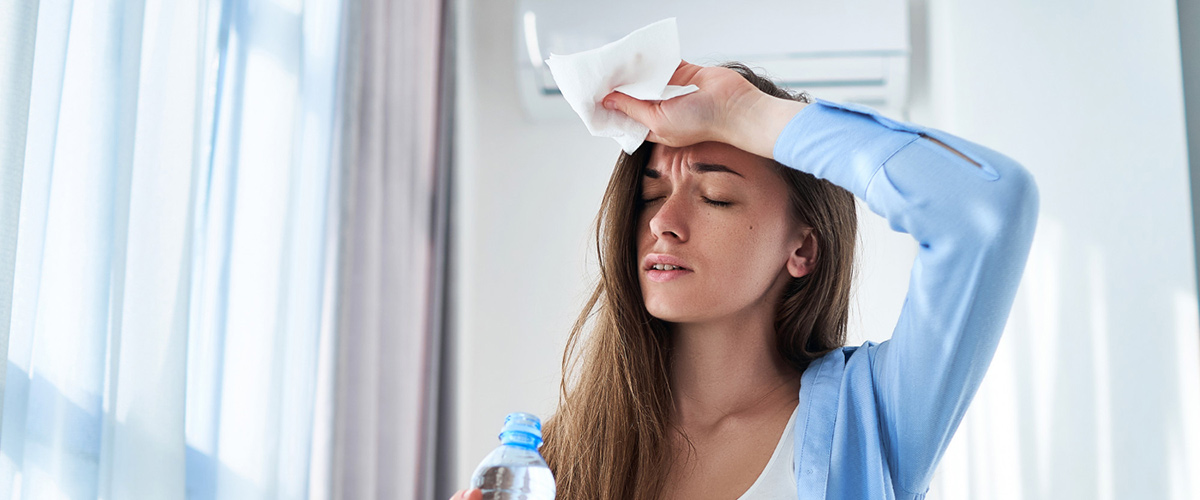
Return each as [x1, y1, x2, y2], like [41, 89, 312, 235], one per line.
[500, 430, 541, 450]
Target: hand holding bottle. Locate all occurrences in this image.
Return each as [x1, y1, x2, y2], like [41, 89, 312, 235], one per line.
[467, 412, 556, 500]
[449, 489, 482, 500]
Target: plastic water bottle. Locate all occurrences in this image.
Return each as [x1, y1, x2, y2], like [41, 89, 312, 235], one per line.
[469, 412, 556, 500]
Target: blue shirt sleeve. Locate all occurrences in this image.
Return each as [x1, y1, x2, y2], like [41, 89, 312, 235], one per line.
[774, 98, 1040, 494]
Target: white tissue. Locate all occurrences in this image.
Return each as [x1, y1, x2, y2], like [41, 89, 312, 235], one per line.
[545, 18, 699, 154]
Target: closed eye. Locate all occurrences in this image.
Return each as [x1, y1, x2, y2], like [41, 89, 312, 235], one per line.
[639, 197, 732, 207]
[638, 194, 729, 206]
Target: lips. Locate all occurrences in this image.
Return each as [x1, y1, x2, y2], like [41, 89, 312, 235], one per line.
[646, 268, 690, 281]
[642, 253, 691, 271]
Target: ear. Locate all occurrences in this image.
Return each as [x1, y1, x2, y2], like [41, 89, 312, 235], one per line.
[786, 228, 818, 279]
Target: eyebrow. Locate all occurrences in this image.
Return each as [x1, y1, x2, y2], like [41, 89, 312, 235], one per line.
[643, 163, 745, 179]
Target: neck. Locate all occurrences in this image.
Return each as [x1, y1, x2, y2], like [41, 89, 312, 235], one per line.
[667, 306, 801, 430]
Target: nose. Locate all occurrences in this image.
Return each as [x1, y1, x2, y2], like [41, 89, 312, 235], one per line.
[647, 193, 689, 242]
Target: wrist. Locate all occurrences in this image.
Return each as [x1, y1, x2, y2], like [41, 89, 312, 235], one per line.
[725, 92, 809, 160]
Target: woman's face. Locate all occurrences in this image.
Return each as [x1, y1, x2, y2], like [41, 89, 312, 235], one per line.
[636, 142, 814, 324]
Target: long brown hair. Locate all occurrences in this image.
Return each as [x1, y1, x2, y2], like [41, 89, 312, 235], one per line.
[540, 63, 858, 500]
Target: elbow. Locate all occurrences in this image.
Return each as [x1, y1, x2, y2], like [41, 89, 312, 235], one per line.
[999, 157, 1040, 237]
[976, 155, 1040, 248]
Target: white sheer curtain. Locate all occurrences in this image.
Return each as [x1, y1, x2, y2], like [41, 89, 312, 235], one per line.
[0, 1, 39, 423]
[331, 0, 452, 498]
[0, 0, 344, 498]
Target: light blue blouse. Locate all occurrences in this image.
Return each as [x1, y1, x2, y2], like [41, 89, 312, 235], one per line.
[774, 98, 1040, 499]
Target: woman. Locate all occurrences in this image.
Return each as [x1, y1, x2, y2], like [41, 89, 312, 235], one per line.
[453, 62, 1039, 500]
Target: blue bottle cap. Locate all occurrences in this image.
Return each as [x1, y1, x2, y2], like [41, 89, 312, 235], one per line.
[498, 412, 543, 449]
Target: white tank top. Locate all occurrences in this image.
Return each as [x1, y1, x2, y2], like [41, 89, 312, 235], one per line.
[736, 403, 799, 499]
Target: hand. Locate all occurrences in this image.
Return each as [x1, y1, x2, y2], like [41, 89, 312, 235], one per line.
[601, 61, 758, 148]
[601, 61, 808, 159]
[450, 488, 482, 500]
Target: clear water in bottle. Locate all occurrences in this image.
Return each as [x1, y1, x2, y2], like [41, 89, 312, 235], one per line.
[469, 412, 556, 500]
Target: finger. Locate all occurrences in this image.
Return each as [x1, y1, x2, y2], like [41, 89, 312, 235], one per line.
[602, 91, 658, 127]
[466, 489, 483, 500]
[450, 489, 463, 500]
[667, 60, 703, 86]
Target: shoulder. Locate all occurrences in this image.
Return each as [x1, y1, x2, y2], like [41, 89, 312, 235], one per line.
[803, 341, 882, 376]
[799, 341, 885, 408]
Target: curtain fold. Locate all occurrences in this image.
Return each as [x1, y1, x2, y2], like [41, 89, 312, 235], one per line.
[0, 0, 41, 432]
[331, 0, 451, 498]
[0, 0, 345, 498]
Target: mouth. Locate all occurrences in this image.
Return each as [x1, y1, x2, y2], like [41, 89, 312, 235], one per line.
[643, 264, 691, 280]
[643, 255, 693, 283]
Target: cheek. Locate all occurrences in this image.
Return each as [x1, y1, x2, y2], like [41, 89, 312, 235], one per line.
[718, 219, 790, 276]
[635, 214, 652, 249]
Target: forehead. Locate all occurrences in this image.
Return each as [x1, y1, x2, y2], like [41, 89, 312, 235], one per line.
[645, 142, 772, 179]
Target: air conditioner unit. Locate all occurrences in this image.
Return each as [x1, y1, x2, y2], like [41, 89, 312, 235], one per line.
[515, 0, 910, 121]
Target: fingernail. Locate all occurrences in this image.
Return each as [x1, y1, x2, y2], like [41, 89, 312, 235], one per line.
[603, 99, 615, 110]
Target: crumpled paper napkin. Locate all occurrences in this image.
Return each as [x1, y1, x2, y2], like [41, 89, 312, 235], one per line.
[545, 18, 699, 153]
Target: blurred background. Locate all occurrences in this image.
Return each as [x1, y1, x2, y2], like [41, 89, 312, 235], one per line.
[1, 0, 1198, 499]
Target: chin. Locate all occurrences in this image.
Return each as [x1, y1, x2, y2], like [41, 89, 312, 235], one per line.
[643, 300, 703, 323]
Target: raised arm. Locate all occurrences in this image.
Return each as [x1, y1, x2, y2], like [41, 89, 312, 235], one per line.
[601, 61, 981, 168]
[770, 96, 1039, 493]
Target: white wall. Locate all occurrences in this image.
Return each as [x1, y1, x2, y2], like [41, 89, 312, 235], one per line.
[448, 0, 1200, 497]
